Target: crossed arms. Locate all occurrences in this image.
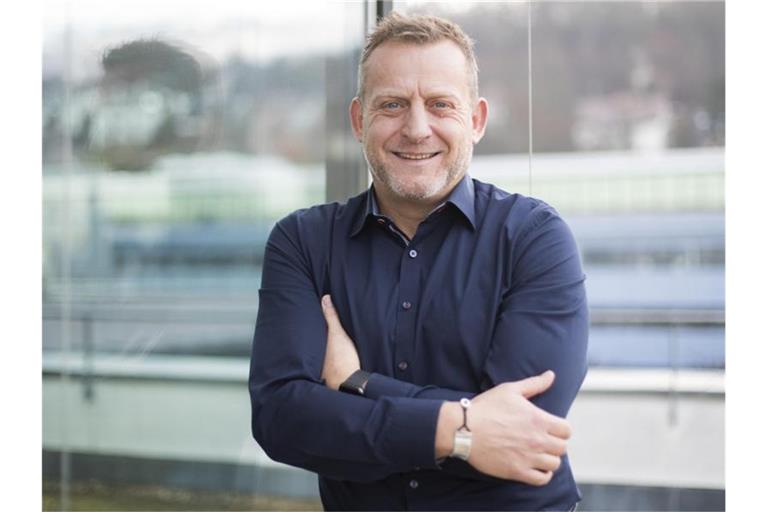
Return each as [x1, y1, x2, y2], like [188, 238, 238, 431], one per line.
[248, 205, 588, 484]
[321, 294, 572, 485]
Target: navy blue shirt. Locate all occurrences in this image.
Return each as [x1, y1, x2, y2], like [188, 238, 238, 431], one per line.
[249, 174, 589, 511]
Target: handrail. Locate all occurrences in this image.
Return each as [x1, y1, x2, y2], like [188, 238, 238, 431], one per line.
[41, 352, 723, 395]
[589, 308, 724, 325]
[43, 304, 725, 326]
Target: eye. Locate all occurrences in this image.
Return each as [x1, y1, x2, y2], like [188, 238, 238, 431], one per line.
[433, 101, 450, 109]
[383, 101, 402, 110]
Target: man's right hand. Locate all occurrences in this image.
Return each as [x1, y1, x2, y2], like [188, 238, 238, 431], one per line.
[435, 371, 571, 486]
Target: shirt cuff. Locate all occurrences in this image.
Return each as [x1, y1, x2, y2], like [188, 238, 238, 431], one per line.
[366, 372, 425, 399]
[383, 397, 444, 469]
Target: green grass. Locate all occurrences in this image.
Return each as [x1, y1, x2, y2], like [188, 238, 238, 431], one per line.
[43, 480, 322, 511]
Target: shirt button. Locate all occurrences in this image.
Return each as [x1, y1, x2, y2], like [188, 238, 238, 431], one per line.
[409, 249, 418, 258]
[409, 479, 419, 489]
[402, 301, 412, 310]
[398, 361, 409, 371]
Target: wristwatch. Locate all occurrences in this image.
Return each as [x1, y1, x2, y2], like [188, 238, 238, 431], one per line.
[450, 398, 472, 461]
[339, 370, 371, 396]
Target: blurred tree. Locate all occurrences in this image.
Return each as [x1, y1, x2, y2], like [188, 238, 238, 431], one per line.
[90, 39, 215, 171]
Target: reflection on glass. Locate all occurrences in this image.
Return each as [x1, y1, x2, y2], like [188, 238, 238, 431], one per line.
[43, 1, 361, 510]
[41, 2, 361, 356]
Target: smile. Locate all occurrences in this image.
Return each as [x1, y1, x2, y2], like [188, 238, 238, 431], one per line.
[393, 151, 441, 160]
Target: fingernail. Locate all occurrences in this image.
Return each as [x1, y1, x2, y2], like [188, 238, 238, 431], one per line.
[322, 295, 330, 308]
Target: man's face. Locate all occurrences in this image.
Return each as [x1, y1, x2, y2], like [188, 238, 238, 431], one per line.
[351, 40, 488, 203]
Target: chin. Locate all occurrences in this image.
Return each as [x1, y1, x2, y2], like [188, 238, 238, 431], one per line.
[388, 176, 450, 201]
[367, 153, 466, 202]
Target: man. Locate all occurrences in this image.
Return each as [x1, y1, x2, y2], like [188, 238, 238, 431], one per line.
[249, 12, 588, 511]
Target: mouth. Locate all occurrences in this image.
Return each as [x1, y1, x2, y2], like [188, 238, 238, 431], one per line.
[392, 151, 441, 161]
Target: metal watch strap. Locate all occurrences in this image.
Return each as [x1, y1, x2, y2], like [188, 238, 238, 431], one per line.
[338, 370, 371, 396]
[450, 398, 472, 461]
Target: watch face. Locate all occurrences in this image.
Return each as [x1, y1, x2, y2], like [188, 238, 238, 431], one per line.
[452, 430, 473, 461]
[340, 370, 370, 395]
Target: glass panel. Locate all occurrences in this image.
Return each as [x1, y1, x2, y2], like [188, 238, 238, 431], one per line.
[528, 5, 725, 503]
[526, 1, 724, 370]
[395, 0, 724, 370]
[43, 1, 364, 509]
[394, 1, 724, 507]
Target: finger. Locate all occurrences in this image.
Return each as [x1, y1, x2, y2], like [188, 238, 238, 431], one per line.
[513, 370, 555, 399]
[531, 453, 562, 473]
[543, 435, 568, 457]
[545, 415, 572, 440]
[520, 468, 553, 487]
[321, 294, 342, 329]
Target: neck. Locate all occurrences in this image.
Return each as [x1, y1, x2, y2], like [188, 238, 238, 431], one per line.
[373, 181, 458, 240]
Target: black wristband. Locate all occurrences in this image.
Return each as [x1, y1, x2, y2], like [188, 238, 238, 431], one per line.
[339, 370, 371, 396]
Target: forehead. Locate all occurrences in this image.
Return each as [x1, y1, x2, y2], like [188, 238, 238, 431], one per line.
[363, 40, 471, 99]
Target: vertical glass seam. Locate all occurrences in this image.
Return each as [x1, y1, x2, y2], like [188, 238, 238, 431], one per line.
[528, 0, 533, 197]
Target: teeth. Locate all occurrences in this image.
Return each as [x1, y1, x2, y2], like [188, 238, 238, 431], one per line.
[396, 152, 436, 160]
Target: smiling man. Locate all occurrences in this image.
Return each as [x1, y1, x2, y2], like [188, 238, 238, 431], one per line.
[249, 12, 588, 511]
[352, 38, 483, 218]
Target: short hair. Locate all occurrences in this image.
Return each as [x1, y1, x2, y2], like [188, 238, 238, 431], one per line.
[357, 12, 479, 102]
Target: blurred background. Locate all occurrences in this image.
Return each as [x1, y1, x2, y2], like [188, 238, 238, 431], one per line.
[42, 1, 724, 510]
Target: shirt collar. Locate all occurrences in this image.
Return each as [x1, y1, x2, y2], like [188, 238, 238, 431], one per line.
[348, 173, 476, 238]
[442, 173, 477, 229]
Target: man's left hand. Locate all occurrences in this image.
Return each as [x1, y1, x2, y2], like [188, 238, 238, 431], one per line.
[321, 294, 361, 390]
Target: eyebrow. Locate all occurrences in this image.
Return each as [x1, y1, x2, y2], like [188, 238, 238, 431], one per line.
[369, 91, 463, 104]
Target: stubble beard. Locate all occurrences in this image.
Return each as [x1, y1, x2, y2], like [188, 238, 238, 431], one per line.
[364, 141, 473, 202]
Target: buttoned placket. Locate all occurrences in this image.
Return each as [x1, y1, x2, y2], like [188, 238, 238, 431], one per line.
[373, 209, 449, 381]
[393, 228, 420, 381]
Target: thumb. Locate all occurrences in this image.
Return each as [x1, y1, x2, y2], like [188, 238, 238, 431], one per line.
[321, 294, 341, 330]
[515, 370, 555, 399]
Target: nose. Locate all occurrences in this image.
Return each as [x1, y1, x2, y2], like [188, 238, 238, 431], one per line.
[401, 103, 431, 143]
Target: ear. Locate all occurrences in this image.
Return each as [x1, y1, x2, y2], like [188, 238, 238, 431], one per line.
[349, 97, 364, 141]
[471, 97, 489, 144]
